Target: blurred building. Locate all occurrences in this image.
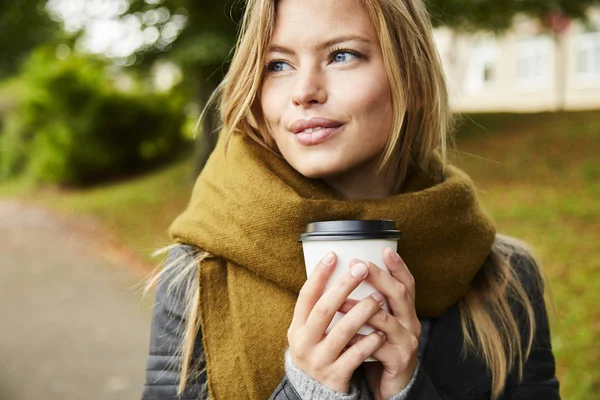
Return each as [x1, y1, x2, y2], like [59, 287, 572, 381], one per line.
[435, 7, 600, 112]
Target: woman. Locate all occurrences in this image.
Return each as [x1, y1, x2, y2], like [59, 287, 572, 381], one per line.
[141, 0, 560, 399]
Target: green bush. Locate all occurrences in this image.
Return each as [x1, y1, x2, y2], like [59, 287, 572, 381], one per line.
[0, 48, 186, 185]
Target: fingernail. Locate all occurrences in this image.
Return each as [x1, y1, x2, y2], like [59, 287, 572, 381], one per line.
[321, 252, 335, 265]
[377, 331, 386, 340]
[371, 292, 385, 304]
[349, 258, 362, 266]
[350, 263, 368, 278]
[387, 247, 401, 261]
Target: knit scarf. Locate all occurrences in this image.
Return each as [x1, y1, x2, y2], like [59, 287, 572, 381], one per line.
[169, 133, 496, 399]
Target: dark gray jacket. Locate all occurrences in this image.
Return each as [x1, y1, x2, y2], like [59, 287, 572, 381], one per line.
[141, 245, 560, 400]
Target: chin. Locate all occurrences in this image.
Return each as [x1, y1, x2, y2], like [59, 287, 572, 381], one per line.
[289, 159, 349, 180]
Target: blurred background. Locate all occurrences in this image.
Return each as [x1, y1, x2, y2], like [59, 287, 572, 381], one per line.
[0, 0, 598, 399]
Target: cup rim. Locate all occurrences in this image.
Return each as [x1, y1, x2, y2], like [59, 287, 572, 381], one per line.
[298, 220, 402, 242]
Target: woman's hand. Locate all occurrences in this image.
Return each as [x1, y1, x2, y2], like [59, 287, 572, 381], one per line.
[339, 247, 420, 400]
[287, 252, 387, 394]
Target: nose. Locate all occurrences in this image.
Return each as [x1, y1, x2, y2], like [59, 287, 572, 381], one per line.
[291, 69, 327, 107]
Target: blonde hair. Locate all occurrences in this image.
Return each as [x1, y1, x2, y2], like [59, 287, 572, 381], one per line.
[147, 0, 547, 398]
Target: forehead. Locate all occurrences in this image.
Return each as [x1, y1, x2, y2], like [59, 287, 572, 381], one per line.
[271, 0, 376, 44]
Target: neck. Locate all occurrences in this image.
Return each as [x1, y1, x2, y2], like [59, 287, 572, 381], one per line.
[324, 156, 399, 200]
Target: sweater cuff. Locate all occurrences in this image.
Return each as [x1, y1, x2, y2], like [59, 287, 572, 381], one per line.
[284, 350, 361, 400]
[387, 359, 421, 400]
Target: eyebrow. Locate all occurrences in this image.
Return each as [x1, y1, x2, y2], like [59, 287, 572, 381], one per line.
[267, 35, 372, 55]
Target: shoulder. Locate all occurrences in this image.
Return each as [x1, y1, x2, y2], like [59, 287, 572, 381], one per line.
[493, 234, 545, 299]
[492, 234, 553, 348]
[159, 243, 206, 285]
[152, 243, 205, 315]
[164, 243, 204, 268]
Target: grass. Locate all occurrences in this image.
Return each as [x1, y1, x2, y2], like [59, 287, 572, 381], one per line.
[1, 109, 599, 398]
[452, 110, 600, 398]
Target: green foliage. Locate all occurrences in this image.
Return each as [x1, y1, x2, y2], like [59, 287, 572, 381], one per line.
[0, 0, 63, 78]
[0, 48, 186, 186]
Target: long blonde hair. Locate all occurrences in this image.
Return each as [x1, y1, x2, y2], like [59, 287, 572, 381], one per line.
[147, 0, 547, 398]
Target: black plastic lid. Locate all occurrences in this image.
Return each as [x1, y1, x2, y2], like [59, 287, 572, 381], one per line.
[299, 220, 402, 242]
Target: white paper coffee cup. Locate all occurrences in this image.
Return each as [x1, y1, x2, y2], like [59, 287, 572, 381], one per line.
[299, 220, 401, 362]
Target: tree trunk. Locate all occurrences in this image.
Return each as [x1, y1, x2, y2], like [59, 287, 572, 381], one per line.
[190, 67, 223, 182]
[554, 31, 568, 111]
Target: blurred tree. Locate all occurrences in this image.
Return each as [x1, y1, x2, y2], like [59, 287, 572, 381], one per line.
[0, 0, 62, 78]
[1, 47, 186, 185]
[125, 0, 243, 178]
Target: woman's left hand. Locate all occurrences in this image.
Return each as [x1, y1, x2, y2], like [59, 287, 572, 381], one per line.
[339, 247, 420, 400]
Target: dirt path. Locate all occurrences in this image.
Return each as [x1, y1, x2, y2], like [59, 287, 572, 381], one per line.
[0, 200, 155, 400]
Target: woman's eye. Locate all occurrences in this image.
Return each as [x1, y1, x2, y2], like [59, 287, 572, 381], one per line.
[266, 61, 292, 72]
[332, 50, 359, 63]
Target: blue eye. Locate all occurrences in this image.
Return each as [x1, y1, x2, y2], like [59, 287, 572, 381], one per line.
[267, 61, 291, 72]
[332, 50, 360, 63]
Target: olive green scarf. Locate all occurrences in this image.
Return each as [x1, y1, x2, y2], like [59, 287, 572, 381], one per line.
[169, 133, 496, 399]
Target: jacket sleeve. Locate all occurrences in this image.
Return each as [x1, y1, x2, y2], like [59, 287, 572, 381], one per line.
[140, 245, 207, 400]
[400, 252, 560, 400]
[141, 245, 306, 400]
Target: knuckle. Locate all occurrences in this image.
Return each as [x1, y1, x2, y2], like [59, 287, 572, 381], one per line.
[411, 335, 420, 351]
[288, 341, 302, 360]
[288, 334, 303, 355]
[312, 302, 332, 319]
[395, 347, 411, 368]
[310, 352, 330, 370]
[407, 336, 420, 356]
[368, 262, 381, 276]
[395, 282, 408, 298]
[335, 323, 353, 338]
[376, 309, 389, 323]
[354, 340, 374, 360]
[414, 320, 422, 339]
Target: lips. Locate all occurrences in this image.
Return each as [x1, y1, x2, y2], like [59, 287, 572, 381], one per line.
[290, 118, 344, 134]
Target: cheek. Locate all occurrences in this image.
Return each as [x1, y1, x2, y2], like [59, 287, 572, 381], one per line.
[336, 68, 391, 120]
[260, 81, 286, 133]
[343, 79, 393, 142]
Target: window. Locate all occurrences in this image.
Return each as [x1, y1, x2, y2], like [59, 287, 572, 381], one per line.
[464, 39, 497, 95]
[516, 36, 553, 91]
[577, 31, 600, 84]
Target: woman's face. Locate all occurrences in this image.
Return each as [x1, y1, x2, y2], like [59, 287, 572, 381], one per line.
[260, 0, 395, 180]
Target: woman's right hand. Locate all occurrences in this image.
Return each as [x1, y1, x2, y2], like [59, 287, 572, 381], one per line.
[287, 251, 387, 393]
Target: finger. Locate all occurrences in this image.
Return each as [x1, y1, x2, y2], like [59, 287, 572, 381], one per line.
[368, 335, 419, 381]
[350, 260, 416, 322]
[338, 298, 360, 314]
[363, 308, 419, 347]
[291, 252, 337, 329]
[334, 330, 386, 371]
[354, 260, 417, 330]
[303, 262, 369, 343]
[346, 333, 368, 348]
[383, 247, 415, 302]
[321, 293, 385, 356]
